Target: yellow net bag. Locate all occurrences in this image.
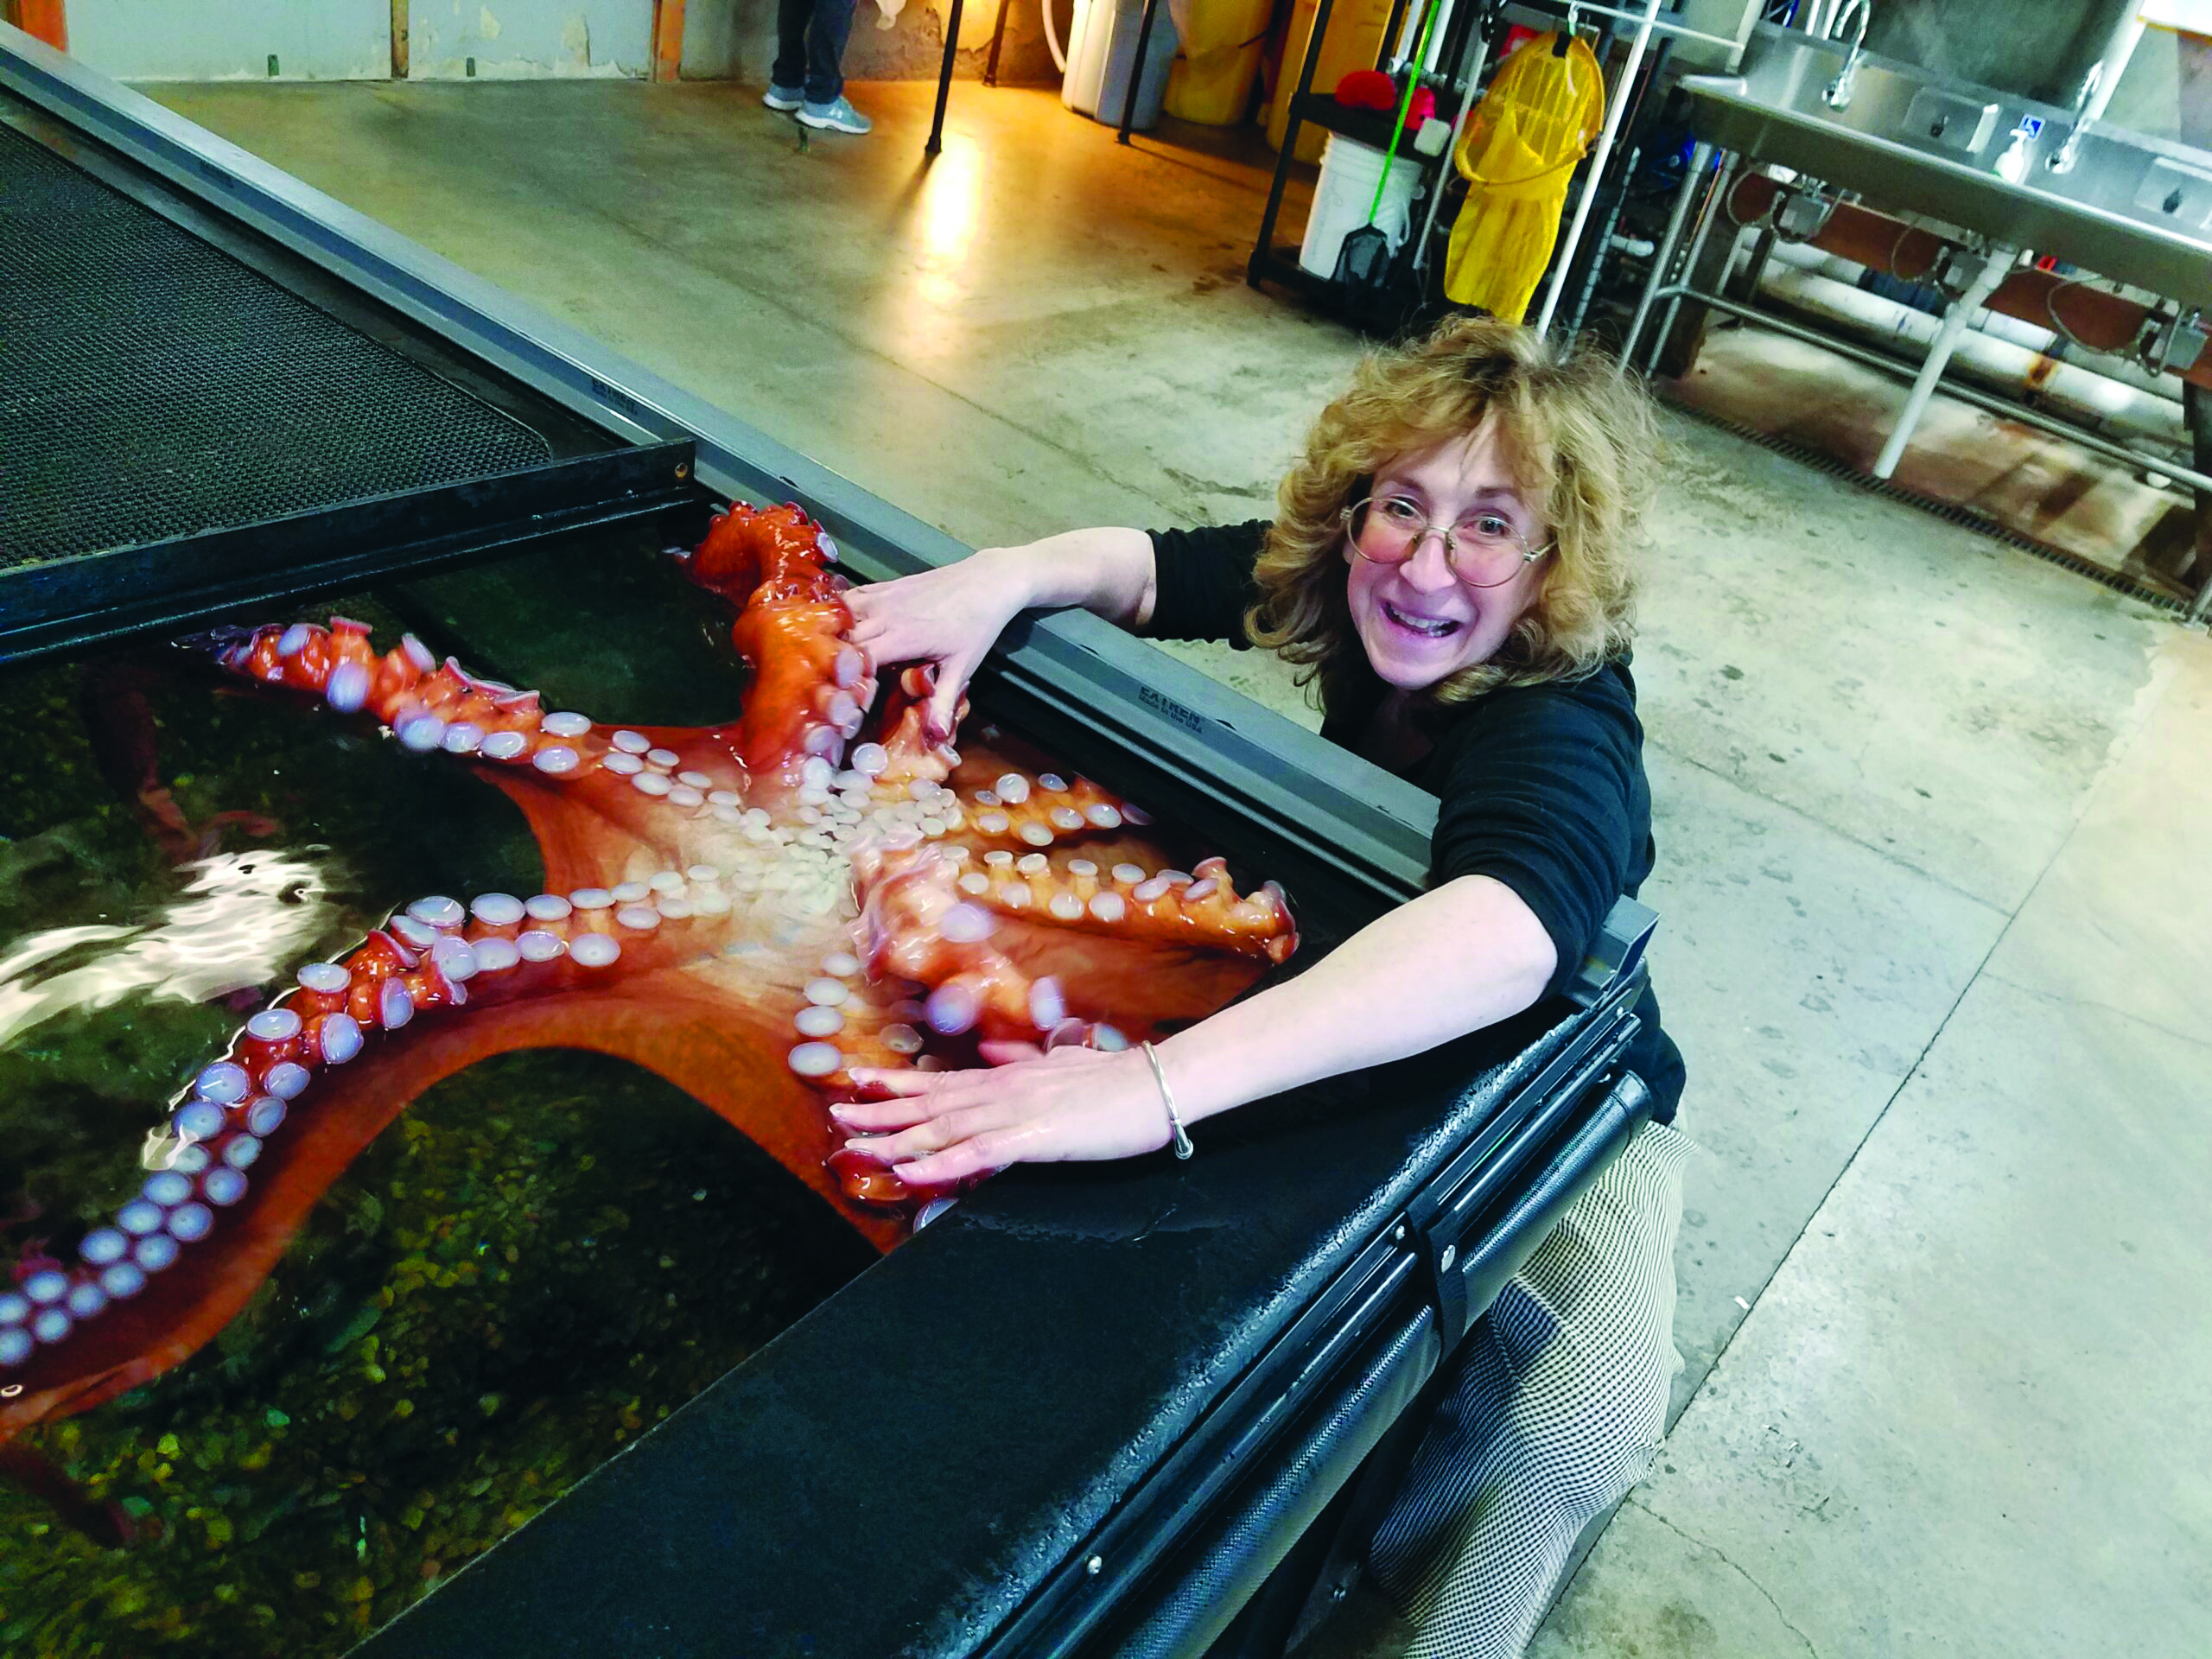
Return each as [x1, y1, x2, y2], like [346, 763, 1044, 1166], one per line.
[1442, 32, 1605, 321]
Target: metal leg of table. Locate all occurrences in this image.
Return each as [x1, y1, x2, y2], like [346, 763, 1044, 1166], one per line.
[925, 0, 966, 156]
[982, 0, 1014, 85]
[1618, 137, 1711, 372]
[1729, 223, 1779, 302]
[1647, 149, 1734, 376]
[1116, 0, 1164, 145]
[1870, 244, 2020, 480]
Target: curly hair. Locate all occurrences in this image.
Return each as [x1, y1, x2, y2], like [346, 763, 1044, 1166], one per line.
[1245, 316, 1660, 713]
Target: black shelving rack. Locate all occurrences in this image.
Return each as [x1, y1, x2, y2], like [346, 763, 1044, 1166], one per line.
[1246, 0, 1509, 314]
[1246, 1, 1711, 336]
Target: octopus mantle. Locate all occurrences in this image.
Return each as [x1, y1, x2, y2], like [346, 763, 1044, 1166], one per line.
[0, 505, 1297, 1444]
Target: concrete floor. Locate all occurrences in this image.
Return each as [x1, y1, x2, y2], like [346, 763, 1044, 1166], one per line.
[145, 76, 2212, 1656]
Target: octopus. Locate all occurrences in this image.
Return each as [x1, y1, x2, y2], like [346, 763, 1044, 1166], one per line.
[0, 502, 1298, 1466]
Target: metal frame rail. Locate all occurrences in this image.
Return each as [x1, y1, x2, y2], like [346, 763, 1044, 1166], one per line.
[979, 976, 1654, 1658]
[0, 442, 697, 664]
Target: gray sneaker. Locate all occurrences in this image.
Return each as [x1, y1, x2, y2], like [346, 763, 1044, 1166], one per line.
[762, 83, 804, 111]
[798, 95, 871, 136]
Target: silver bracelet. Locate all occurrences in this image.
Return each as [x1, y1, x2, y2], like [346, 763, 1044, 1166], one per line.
[1139, 1040, 1195, 1160]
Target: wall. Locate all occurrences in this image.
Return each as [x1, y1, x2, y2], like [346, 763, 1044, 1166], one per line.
[2103, 22, 2212, 145]
[681, 0, 1063, 87]
[407, 0, 652, 79]
[65, 0, 391, 80]
[1863, 0, 2122, 108]
[61, 0, 1084, 88]
[59, 0, 658, 81]
[1862, 0, 2209, 144]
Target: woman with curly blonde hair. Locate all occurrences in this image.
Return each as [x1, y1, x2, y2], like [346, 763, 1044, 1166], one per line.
[840, 316, 1691, 1657]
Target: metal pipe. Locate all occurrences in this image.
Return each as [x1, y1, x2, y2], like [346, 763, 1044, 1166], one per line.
[1618, 137, 1711, 369]
[1762, 238, 2188, 407]
[1522, 0, 1740, 49]
[1647, 148, 1737, 374]
[982, 0, 1014, 84]
[1758, 262, 2189, 451]
[1422, 0, 1456, 72]
[1872, 244, 2020, 479]
[1116, 0, 1166, 144]
[1411, 10, 1497, 276]
[926, 0, 966, 155]
[1638, 280, 2212, 497]
[1534, 0, 1658, 333]
[1567, 140, 1636, 336]
[1719, 169, 2212, 392]
[2082, 11, 2147, 127]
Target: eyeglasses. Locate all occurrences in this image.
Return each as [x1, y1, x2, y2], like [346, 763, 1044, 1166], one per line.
[1342, 495, 1552, 589]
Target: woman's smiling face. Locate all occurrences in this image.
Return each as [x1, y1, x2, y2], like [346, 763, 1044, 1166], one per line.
[1344, 421, 1548, 692]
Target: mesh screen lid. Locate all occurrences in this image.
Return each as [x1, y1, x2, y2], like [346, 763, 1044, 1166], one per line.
[0, 124, 552, 570]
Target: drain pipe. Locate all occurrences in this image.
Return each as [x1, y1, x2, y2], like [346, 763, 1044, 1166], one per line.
[1872, 244, 2020, 479]
[1753, 258, 2191, 455]
[1042, 0, 1067, 72]
[1760, 239, 2190, 419]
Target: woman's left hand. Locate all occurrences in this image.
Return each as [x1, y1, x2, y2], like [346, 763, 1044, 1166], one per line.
[832, 1045, 1175, 1187]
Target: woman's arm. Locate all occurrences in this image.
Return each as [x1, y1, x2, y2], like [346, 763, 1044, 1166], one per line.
[832, 874, 1559, 1186]
[843, 528, 1157, 740]
[1154, 873, 1555, 1118]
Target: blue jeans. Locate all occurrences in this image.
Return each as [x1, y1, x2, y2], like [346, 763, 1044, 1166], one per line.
[772, 0, 855, 105]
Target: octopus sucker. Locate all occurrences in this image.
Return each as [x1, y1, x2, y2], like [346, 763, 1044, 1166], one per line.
[1, 500, 1298, 1476]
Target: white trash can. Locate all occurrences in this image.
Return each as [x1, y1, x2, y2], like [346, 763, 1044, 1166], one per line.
[1298, 132, 1424, 279]
[1063, 0, 1181, 130]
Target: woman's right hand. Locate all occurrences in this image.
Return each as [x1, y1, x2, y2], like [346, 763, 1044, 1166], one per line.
[844, 548, 1037, 745]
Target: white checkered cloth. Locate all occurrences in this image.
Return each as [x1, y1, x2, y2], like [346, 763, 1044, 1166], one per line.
[1367, 1118, 1696, 1657]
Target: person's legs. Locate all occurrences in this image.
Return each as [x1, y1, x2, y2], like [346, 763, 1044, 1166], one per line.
[1366, 1118, 1694, 1658]
[767, 0, 811, 99]
[801, 0, 856, 107]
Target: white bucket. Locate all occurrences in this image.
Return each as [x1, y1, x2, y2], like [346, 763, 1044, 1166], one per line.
[1299, 132, 1423, 280]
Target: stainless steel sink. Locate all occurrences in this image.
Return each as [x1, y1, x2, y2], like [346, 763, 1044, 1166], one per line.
[1680, 22, 2212, 308]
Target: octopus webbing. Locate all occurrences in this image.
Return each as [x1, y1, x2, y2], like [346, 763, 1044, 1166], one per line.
[0, 502, 1298, 1452]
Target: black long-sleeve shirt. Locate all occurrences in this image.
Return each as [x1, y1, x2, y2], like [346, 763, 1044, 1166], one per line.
[1143, 521, 1684, 1123]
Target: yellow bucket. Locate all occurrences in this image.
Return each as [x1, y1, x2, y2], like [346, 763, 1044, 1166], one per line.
[1166, 0, 1273, 124]
[1266, 0, 1394, 162]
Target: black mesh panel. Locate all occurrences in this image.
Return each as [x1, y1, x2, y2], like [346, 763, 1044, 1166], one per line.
[0, 124, 552, 569]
